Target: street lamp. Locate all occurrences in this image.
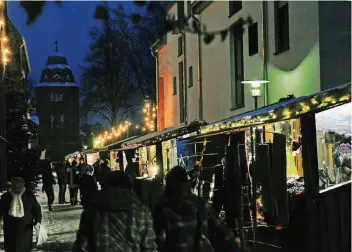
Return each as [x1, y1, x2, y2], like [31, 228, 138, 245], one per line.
[241, 80, 269, 109]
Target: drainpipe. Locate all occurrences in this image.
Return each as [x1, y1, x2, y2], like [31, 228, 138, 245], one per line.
[180, 30, 188, 125]
[191, 9, 203, 121]
[150, 46, 159, 130]
[262, 1, 269, 106]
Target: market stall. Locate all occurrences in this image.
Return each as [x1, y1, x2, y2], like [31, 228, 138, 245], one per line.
[197, 83, 351, 252]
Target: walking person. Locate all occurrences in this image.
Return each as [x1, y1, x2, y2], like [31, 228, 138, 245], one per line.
[68, 160, 80, 205]
[56, 159, 68, 204]
[40, 155, 56, 211]
[73, 171, 157, 252]
[153, 166, 237, 252]
[0, 177, 42, 252]
[79, 164, 98, 209]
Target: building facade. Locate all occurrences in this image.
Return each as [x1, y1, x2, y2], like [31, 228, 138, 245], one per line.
[153, 1, 351, 130]
[35, 45, 80, 161]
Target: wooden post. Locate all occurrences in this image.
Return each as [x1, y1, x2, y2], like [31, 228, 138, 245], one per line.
[300, 113, 320, 252]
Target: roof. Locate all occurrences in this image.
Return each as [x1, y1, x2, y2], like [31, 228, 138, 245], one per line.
[200, 83, 351, 135]
[123, 126, 184, 148]
[122, 120, 207, 147]
[107, 135, 140, 150]
[36, 82, 79, 88]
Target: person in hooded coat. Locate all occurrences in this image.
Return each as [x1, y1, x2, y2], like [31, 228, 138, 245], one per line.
[0, 177, 42, 252]
[79, 164, 98, 209]
[73, 171, 157, 252]
[153, 166, 237, 252]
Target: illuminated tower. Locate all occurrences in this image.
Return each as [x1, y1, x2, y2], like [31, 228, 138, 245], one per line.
[35, 42, 80, 161]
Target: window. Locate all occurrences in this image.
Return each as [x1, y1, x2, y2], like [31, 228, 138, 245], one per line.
[177, 1, 185, 21]
[229, 1, 242, 17]
[50, 114, 64, 128]
[275, 1, 289, 54]
[231, 20, 244, 108]
[173, 76, 177, 95]
[50, 93, 63, 102]
[315, 102, 352, 192]
[248, 22, 258, 56]
[179, 61, 185, 123]
[188, 66, 193, 87]
[178, 36, 183, 56]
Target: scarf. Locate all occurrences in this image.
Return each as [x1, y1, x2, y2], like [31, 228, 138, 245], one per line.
[8, 188, 26, 218]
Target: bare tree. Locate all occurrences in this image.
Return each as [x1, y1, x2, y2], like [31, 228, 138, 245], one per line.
[80, 24, 137, 126]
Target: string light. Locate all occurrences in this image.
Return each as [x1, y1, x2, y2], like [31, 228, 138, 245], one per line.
[143, 99, 157, 133]
[93, 121, 133, 148]
[200, 85, 351, 135]
[0, 1, 10, 66]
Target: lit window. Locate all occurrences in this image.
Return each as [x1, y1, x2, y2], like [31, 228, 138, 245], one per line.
[50, 93, 63, 102]
[50, 114, 64, 128]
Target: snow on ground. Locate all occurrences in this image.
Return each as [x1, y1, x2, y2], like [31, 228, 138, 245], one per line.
[0, 186, 82, 252]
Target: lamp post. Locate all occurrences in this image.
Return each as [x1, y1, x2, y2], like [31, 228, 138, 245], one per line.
[241, 80, 269, 109]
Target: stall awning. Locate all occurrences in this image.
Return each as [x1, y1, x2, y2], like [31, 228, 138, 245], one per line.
[64, 151, 80, 159]
[80, 147, 107, 155]
[122, 120, 207, 148]
[200, 82, 351, 135]
[107, 136, 139, 151]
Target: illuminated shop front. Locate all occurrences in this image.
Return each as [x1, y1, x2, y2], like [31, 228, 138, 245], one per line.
[315, 102, 351, 191]
[198, 83, 351, 251]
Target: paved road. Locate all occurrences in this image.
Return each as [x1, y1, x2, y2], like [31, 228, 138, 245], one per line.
[0, 186, 83, 252]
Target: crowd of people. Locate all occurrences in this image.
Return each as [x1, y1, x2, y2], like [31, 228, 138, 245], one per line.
[0, 155, 238, 252]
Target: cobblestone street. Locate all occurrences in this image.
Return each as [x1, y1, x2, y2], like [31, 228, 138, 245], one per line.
[1, 187, 83, 252]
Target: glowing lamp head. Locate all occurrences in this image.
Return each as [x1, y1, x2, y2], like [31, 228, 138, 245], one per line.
[251, 88, 261, 97]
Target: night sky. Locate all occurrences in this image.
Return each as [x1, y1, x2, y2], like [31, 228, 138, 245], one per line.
[7, 1, 137, 85]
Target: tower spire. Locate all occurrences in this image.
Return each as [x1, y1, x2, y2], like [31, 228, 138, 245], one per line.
[55, 41, 58, 52]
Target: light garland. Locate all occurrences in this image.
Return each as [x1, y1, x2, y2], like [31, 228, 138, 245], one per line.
[143, 99, 157, 133]
[200, 84, 351, 135]
[93, 120, 132, 148]
[0, 0, 10, 66]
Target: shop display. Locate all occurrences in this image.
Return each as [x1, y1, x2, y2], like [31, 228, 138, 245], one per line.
[315, 102, 352, 191]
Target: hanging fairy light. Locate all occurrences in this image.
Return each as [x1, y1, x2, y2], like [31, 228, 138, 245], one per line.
[143, 99, 157, 133]
[0, 1, 10, 67]
[93, 120, 133, 148]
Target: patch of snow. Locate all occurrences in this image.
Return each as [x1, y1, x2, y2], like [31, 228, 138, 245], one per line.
[37, 82, 79, 88]
[45, 64, 71, 70]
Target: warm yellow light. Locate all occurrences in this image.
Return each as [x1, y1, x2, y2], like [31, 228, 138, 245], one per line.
[2, 37, 8, 42]
[0, 20, 4, 26]
[142, 127, 146, 132]
[135, 125, 139, 129]
[3, 57, 8, 64]
[152, 113, 156, 118]
[3, 48, 9, 54]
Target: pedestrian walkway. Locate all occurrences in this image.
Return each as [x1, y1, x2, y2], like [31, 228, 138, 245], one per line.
[0, 188, 82, 252]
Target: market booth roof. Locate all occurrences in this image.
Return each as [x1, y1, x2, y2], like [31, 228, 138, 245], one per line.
[200, 83, 351, 136]
[122, 120, 207, 148]
[80, 147, 107, 155]
[107, 136, 139, 151]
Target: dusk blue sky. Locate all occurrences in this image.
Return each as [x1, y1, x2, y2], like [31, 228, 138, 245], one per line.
[7, 1, 137, 85]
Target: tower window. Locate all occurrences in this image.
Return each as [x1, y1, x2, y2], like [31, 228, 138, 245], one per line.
[53, 74, 62, 81]
[50, 114, 64, 128]
[50, 93, 63, 102]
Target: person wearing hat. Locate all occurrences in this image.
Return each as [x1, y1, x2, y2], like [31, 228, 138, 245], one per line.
[0, 177, 42, 252]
